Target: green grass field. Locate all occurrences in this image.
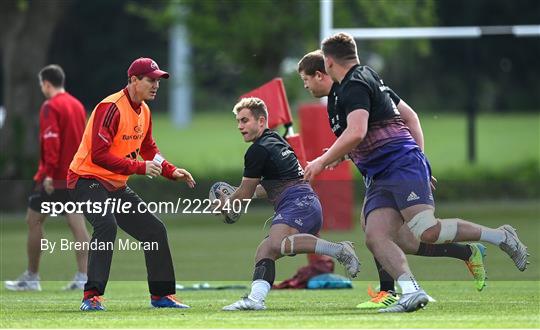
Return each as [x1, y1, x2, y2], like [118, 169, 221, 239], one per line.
[1, 281, 538, 328]
[1, 200, 539, 328]
[152, 112, 540, 177]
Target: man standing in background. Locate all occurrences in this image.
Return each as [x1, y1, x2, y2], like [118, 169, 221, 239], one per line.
[5, 65, 90, 291]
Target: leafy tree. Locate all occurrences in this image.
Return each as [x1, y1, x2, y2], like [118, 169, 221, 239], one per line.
[130, 0, 437, 109]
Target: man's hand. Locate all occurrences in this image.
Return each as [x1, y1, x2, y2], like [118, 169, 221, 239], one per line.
[322, 148, 341, 170]
[304, 157, 325, 181]
[325, 159, 341, 170]
[43, 177, 54, 195]
[172, 168, 196, 188]
[145, 161, 162, 178]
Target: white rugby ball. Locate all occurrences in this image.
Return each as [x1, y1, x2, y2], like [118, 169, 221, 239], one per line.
[209, 181, 241, 224]
[209, 181, 237, 200]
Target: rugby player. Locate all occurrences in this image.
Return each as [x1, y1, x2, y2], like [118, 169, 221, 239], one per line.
[220, 97, 360, 311]
[303, 33, 528, 313]
[297, 50, 488, 309]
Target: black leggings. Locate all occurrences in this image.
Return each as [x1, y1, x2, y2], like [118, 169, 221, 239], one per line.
[70, 178, 175, 296]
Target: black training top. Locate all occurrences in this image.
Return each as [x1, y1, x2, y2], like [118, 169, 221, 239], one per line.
[243, 128, 305, 204]
[327, 65, 401, 137]
[327, 64, 420, 178]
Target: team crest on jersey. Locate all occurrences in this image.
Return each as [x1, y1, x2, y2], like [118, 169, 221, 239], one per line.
[134, 125, 143, 133]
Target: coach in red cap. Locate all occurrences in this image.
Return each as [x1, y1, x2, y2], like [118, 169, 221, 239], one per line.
[127, 57, 170, 79]
[68, 57, 195, 311]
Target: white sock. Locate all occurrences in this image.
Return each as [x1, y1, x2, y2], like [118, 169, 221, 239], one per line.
[248, 279, 271, 302]
[397, 273, 421, 294]
[75, 272, 88, 281]
[314, 240, 342, 258]
[480, 228, 505, 245]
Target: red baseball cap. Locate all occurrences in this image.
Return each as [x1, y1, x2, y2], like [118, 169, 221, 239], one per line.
[127, 57, 169, 79]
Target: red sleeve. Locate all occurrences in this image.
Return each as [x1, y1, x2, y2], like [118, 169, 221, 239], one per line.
[41, 104, 60, 178]
[140, 116, 177, 180]
[91, 103, 146, 175]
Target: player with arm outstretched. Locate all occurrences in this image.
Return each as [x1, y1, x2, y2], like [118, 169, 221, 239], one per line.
[303, 34, 528, 313]
[218, 97, 360, 311]
[297, 50, 489, 309]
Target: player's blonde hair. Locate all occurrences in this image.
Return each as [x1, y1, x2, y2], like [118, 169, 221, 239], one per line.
[232, 97, 268, 120]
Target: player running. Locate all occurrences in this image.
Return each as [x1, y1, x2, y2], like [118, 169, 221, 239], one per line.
[297, 50, 488, 309]
[218, 97, 360, 311]
[303, 33, 528, 313]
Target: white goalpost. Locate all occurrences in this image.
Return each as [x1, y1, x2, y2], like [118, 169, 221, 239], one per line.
[319, 0, 539, 163]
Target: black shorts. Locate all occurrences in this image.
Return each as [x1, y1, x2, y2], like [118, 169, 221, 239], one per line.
[28, 186, 73, 215]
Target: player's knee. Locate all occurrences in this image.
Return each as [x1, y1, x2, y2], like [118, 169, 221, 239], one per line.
[408, 210, 457, 243]
[420, 225, 440, 243]
[279, 234, 312, 256]
[278, 236, 295, 256]
[407, 210, 437, 241]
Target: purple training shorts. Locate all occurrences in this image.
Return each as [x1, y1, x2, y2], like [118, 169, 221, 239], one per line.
[363, 149, 434, 219]
[272, 183, 322, 234]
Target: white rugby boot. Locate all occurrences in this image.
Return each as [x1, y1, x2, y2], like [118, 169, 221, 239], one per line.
[335, 241, 361, 278]
[222, 296, 266, 311]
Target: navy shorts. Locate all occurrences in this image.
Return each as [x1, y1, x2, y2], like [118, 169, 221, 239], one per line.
[363, 149, 434, 219]
[272, 184, 322, 235]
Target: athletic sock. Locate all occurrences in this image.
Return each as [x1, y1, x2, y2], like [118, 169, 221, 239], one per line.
[314, 240, 343, 258]
[480, 228, 505, 245]
[416, 242, 472, 261]
[75, 272, 88, 281]
[374, 257, 395, 292]
[397, 273, 421, 294]
[83, 289, 100, 300]
[248, 279, 271, 302]
[24, 270, 39, 280]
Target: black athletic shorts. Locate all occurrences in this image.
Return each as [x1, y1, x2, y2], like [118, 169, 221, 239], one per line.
[28, 184, 73, 215]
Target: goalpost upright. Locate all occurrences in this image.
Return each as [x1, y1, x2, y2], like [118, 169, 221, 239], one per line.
[319, 0, 540, 163]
